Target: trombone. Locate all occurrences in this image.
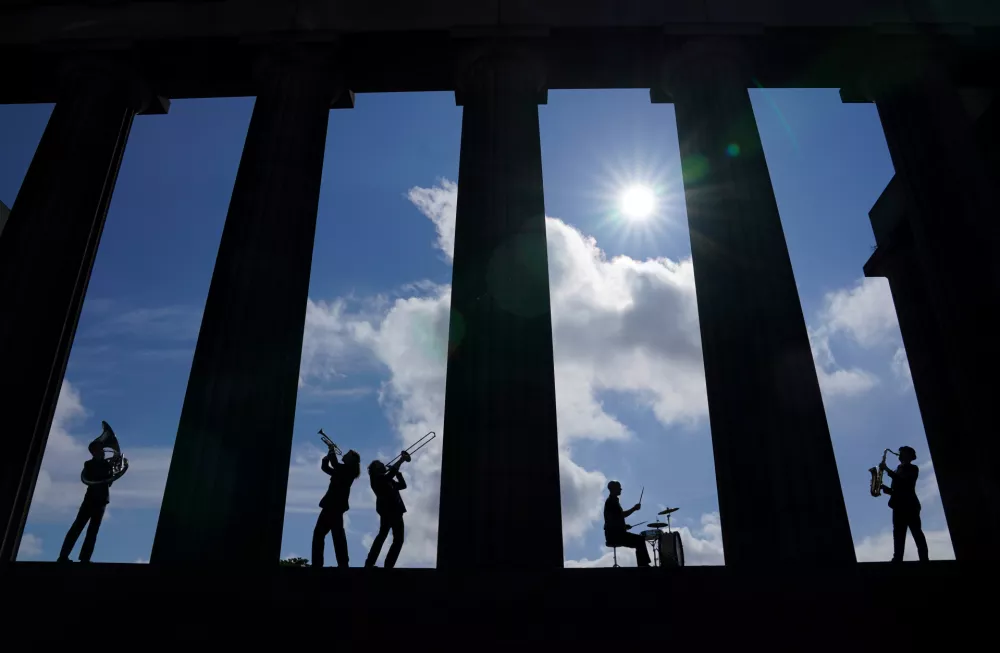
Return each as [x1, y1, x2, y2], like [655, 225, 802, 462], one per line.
[318, 428, 342, 456]
[386, 431, 436, 467]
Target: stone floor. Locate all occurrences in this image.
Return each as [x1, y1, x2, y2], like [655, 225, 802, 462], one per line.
[3, 561, 991, 648]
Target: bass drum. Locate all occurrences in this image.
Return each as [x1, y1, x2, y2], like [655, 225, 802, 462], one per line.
[658, 531, 685, 567]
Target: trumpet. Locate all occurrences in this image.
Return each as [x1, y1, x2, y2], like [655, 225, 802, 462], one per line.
[385, 431, 437, 467]
[869, 448, 899, 497]
[318, 428, 342, 457]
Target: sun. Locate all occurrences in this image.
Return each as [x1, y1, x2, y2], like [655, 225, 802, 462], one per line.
[620, 185, 657, 220]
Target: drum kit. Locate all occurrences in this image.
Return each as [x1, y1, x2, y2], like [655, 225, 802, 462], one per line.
[638, 507, 685, 568]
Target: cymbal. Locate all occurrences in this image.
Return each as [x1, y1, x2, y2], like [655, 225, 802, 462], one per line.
[657, 507, 680, 515]
[647, 522, 668, 528]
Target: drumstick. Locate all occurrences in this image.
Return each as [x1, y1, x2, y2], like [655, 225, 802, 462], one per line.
[638, 486, 644, 504]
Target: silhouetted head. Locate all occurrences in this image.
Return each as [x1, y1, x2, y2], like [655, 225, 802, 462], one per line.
[608, 481, 622, 497]
[898, 446, 917, 464]
[88, 442, 103, 459]
[343, 450, 361, 479]
[368, 460, 386, 477]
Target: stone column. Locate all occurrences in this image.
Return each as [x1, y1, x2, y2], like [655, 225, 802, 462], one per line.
[0, 57, 163, 564]
[151, 50, 349, 565]
[437, 45, 563, 570]
[0, 201, 10, 238]
[851, 64, 1000, 561]
[654, 40, 855, 566]
[862, 178, 968, 559]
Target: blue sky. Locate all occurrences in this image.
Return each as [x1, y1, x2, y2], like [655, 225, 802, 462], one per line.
[2, 87, 953, 566]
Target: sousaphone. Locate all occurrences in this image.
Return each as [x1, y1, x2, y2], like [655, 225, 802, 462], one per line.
[81, 421, 129, 485]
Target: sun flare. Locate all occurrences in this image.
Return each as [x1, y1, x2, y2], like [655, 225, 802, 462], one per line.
[620, 185, 656, 220]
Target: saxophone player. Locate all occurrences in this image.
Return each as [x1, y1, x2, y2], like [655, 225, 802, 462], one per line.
[313, 446, 361, 567]
[364, 451, 411, 569]
[879, 445, 929, 562]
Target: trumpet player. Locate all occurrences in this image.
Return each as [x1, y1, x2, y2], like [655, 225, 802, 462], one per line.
[879, 445, 929, 562]
[364, 450, 411, 569]
[312, 445, 361, 568]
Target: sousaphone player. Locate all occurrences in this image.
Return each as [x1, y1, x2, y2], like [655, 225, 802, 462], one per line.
[57, 421, 128, 563]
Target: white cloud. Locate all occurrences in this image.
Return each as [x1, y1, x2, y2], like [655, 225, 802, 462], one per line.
[917, 461, 940, 504]
[18, 533, 43, 558]
[27, 381, 173, 519]
[891, 346, 913, 388]
[296, 179, 714, 565]
[565, 546, 639, 568]
[407, 179, 458, 261]
[807, 277, 904, 397]
[855, 528, 955, 562]
[814, 365, 880, 397]
[818, 278, 899, 348]
[565, 512, 724, 567]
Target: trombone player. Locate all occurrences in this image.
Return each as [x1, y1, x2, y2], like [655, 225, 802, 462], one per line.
[364, 450, 411, 569]
[313, 430, 361, 568]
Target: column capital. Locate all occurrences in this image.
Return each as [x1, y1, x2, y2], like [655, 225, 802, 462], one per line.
[56, 52, 169, 115]
[651, 37, 754, 104]
[839, 50, 951, 105]
[252, 45, 354, 109]
[453, 40, 547, 107]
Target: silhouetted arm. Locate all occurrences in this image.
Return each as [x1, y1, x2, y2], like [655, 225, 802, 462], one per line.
[883, 467, 896, 480]
[392, 472, 407, 491]
[321, 454, 341, 477]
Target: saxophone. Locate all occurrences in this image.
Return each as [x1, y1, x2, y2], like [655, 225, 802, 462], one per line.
[868, 448, 899, 497]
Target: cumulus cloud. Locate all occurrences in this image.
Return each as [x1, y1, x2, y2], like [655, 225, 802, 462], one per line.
[297, 179, 714, 565]
[565, 512, 724, 567]
[27, 381, 173, 519]
[18, 533, 43, 558]
[916, 461, 940, 504]
[891, 347, 913, 388]
[408, 179, 458, 261]
[807, 277, 904, 397]
[818, 278, 899, 348]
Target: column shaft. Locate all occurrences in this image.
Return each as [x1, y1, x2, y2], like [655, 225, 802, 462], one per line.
[661, 41, 855, 565]
[151, 54, 338, 565]
[872, 72, 1000, 561]
[0, 63, 138, 563]
[437, 50, 563, 570]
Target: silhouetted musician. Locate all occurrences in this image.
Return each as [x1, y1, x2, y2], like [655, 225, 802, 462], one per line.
[312, 449, 361, 567]
[880, 445, 929, 562]
[364, 452, 410, 568]
[57, 442, 113, 563]
[604, 480, 651, 567]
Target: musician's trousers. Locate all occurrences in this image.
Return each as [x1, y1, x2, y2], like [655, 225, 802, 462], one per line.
[892, 508, 929, 562]
[608, 532, 651, 567]
[59, 499, 106, 562]
[312, 507, 349, 567]
[365, 513, 404, 568]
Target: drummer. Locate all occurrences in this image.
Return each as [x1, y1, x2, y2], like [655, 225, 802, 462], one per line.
[604, 481, 651, 567]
